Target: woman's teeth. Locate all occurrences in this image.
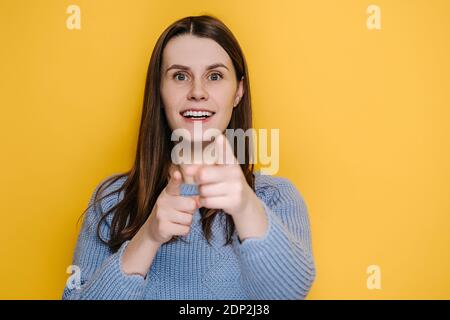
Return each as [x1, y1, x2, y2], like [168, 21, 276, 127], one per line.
[181, 110, 214, 119]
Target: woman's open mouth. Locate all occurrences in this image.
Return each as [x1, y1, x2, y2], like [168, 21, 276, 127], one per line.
[180, 109, 215, 122]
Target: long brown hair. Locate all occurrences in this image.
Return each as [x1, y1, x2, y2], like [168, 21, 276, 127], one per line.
[82, 15, 254, 252]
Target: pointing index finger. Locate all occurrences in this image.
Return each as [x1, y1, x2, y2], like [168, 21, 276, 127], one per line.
[215, 134, 238, 165]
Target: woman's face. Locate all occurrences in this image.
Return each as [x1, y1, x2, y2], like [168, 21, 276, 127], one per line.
[160, 34, 244, 142]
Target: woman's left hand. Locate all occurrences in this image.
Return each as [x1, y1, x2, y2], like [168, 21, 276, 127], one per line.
[182, 134, 256, 216]
[181, 134, 268, 241]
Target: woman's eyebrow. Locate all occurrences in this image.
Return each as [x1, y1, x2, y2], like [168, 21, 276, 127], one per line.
[165, 63, 229, 74]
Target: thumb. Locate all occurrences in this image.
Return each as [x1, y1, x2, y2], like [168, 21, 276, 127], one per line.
[179, 164, 202, 184]
[193, 195, 201, 208]
[165, 169, 182, 196]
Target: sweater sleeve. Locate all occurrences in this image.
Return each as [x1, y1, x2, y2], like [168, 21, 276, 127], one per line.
[62, 178, 148, 300]
[231, 177, 316, 300]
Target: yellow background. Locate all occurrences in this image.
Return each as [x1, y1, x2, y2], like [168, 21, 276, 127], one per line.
[1, 0, 449, 299]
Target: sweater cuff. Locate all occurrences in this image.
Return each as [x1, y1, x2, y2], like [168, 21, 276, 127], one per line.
[83, 240, 148, 299]
[231, 200, 307, 259]
[180, 183, 199, 197]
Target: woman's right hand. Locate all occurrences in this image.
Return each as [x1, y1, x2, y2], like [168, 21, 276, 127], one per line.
[143, 167, 199, 244]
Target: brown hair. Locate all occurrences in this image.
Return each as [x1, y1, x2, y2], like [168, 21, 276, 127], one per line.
[82, 15, 254, 252]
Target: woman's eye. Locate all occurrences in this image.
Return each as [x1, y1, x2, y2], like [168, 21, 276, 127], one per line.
[208, 72, 223, 81]
[173, 73, 188, 81]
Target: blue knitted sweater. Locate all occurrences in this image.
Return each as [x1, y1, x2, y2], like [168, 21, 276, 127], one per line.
[62, 172, 315, 300]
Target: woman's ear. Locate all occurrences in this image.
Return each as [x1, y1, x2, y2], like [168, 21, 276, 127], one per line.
[233, 76, 245, 108]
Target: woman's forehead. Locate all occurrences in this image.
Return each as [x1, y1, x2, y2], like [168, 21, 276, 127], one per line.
[162, 34, 233, 71]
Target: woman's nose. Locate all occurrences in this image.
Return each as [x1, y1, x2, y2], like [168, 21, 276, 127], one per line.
[187, 79, 208, 101]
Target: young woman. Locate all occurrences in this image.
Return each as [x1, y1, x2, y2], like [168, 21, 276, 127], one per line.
[63, 15, 315, 300]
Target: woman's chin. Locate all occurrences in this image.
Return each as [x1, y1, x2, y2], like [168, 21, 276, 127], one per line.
[170, 121, 226, 146]
[176, 125, 222, 138]
[181, 136, 214, 145]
